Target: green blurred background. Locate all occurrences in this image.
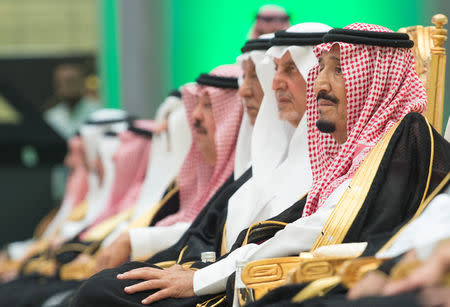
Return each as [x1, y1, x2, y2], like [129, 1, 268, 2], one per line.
[0, 0, 447, 122]
[0, 0, 447, 244]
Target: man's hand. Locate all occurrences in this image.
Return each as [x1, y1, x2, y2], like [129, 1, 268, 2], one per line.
[419, 286, 450, 307]
[94, 232, 131, 273]
[383, 241, 450, 296]
[347, 271, 389, 300]
[117, 264, 195, 305]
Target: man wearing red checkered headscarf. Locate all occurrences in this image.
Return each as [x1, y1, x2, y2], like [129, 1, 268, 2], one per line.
[120, 64, 243, 261]
[157, 64, 243, 227]
[216, 23, 450, 307]
[303, 23, 428, 216]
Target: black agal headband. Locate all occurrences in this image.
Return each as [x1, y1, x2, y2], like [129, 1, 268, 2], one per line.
[128, 124, 153, 139]
[241, 38, 272, 53]
[323, 28, 414, 48]
[168, 89, 182, 99]
[85, 116, 132, 125]
[196, 74, 239, 89]
[271, 30, 327, 46]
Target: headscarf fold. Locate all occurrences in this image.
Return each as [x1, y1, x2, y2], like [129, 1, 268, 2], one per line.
[303, 23, 427, 216]
[84, 120, 152, 229]
[41, 136, 89, 238]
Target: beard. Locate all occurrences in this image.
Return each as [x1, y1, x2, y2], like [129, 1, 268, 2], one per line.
[316, 119, 336, 133]
[278, 110, 300, 126]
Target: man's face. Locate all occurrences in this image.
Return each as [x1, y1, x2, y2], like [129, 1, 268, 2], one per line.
[239, 58, 264, 126]
[272, 51, 307, 127]
[192, 92, 217, 165]
[314, 45, 348, 144]
[54, 65, 84, 104]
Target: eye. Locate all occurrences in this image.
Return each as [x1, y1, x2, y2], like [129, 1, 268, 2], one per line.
[335, 67, 342, 74]
[204, 102, 212, 109]
[318, 64, 324, 72]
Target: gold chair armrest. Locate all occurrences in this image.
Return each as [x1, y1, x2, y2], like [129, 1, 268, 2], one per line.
[241, 257, 302, 299]
[60, 256, 96, 280]
[242, 255, 357, 300]
[289, 257, 354, 284]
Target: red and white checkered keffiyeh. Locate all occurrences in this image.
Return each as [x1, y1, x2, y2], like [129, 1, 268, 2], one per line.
[303, 23, 427, 217]
[156, 64, 243, 226]
[63, 136, 89, 209]
[83, 121, 152, 230]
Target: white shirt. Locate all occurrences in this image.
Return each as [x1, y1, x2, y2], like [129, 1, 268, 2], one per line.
[193, 179, 350, 296]
[129, 222, 190, 260]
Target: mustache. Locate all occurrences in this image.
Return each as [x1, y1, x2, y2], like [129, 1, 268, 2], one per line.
[193, 120, 207, 134]
[316, 91, 339, 105]
[275, 90, 292, 101]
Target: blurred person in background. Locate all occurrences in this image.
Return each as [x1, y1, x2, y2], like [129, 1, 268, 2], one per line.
[43, 63, 101, 140]
[248, 4, 290, 38]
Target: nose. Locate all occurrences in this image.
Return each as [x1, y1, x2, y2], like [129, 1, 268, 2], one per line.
[272, 69, 287, 91]
[192, 102, 203, 122]
[314, 69, 331, 94]
[238, 77, 252, 99]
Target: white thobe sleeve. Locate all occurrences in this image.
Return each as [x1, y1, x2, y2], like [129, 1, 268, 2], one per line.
[129, 222, 191, 260]
[193, 201, 337, 296]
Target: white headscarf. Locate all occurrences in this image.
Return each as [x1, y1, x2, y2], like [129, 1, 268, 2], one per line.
[225, 24, 330, 250]
[131, 94, 191, 219]
[233, 33, 274, 179]
[59, 109, 129, 240]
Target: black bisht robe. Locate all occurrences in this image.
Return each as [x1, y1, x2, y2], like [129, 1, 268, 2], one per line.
[71, 113, 449, 307]
[0, 170, 246, 306]
[246, 112, 450, 307]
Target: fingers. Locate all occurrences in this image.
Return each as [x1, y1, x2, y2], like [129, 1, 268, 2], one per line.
[142, 289, 172, 305]
[117, 267, 163, 280]
[383, 261, 442, 296]
[347, 271, 387, 300]
[124, 279, 167, 294]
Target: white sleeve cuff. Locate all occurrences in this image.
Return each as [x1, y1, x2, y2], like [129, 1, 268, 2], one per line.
[193, 244, 257, 296]
[129, 222, 190, 260]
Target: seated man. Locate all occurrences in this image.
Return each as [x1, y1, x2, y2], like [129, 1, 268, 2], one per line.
[0, 65, 244, 307]
[249, 178, 449, 307]
[77, 23, 450, 307]
[242, 23, 450, 307]
[70, 22, 332, 306]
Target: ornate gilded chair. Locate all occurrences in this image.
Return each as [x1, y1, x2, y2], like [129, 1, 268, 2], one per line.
[398, 14, 447, 133]
[241, 14, 448, 301]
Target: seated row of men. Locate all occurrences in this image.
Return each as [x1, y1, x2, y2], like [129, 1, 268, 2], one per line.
[0, 20, 449, 307]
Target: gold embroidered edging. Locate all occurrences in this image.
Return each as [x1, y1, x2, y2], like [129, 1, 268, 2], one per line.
[220, 223, 227, 256]
[176, 245, 188, 264]
[312, 121, 400, 250]
[128, 184, 179, 229]
[291, 276, 341, 303]
[242, 221, 288, 246]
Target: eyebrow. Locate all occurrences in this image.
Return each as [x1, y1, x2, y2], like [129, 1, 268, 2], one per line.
[318, 55, 340, 63]
[330, 56, 340, 62]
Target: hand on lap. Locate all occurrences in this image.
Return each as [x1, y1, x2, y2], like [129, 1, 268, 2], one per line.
[117, 264, 195, 304]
